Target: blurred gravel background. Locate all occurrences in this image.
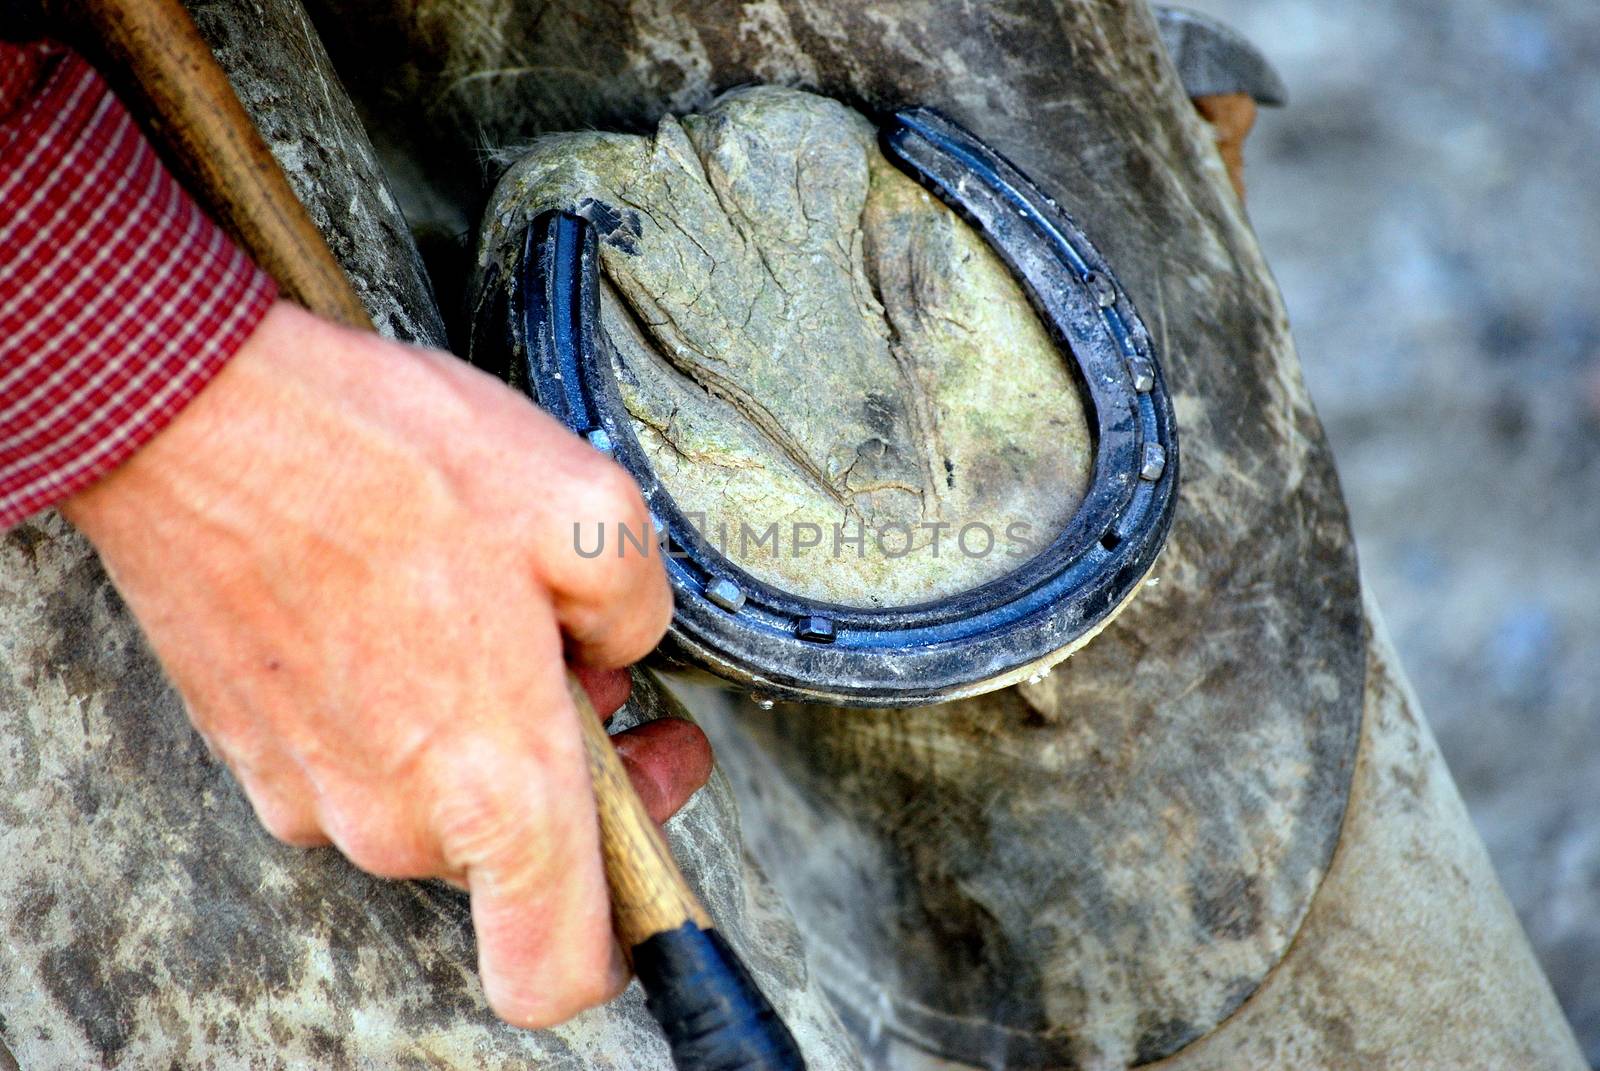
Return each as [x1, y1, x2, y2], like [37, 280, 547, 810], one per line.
[1180, 0, 1600, 1059]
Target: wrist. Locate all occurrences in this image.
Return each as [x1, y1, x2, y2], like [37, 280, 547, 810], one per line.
[61, 299, 298, 537]
[0, 41, 275, 531]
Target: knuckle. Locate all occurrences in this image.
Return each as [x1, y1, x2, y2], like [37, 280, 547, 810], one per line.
[317, 800, 432, 879]
[344, 838, 431, 880]
[546, 454, 632, 523]
[485, 983, 562, 1031]
[483, 950, 614, 1029]
[584, 461, 649, 526]
[430, 769, 545, 877]
[251, 793, 322, 848]
[579, 468, 653, 552]
[643, 577, 673, 633]
[536, 459, 662, 607]
[567, 955, 621, 1010]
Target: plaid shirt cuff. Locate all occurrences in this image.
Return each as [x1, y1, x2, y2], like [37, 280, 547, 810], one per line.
[0, 40, 277, 528]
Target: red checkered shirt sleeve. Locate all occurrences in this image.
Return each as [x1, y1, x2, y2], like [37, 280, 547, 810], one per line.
[0, 39, 277, 528]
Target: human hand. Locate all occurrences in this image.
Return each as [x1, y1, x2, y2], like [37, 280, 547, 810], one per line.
[61, 300, 712, 1028]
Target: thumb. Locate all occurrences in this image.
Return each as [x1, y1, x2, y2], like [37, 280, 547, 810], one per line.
[608, 719, 714, 825]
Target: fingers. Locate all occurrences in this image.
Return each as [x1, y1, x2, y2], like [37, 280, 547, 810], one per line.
[609, 718, 715, 825]
[530, 453, 674, 670]
[240, 777, 331, 848]
[425, 710, 621, 1028]
[313, 788, 444, 881]
[191, 710, 332, 849]
[569, 663, 712, 824]
[570, 665, 633, 720]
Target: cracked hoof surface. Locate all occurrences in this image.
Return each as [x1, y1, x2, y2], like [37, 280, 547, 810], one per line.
[477, 87, 1092, 607]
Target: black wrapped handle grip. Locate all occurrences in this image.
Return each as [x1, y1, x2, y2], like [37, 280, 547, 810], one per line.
[634, 923, 806, 1071]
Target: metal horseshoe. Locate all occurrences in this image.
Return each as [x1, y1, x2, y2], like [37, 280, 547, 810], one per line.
[474, 107, 1179, 707]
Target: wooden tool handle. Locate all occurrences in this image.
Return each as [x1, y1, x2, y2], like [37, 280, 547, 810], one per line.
[69, 0, 371, 330]
[73, 2, 804, 1066]
[571, 682, 804, 1071]
[571, 677, 712, 938]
